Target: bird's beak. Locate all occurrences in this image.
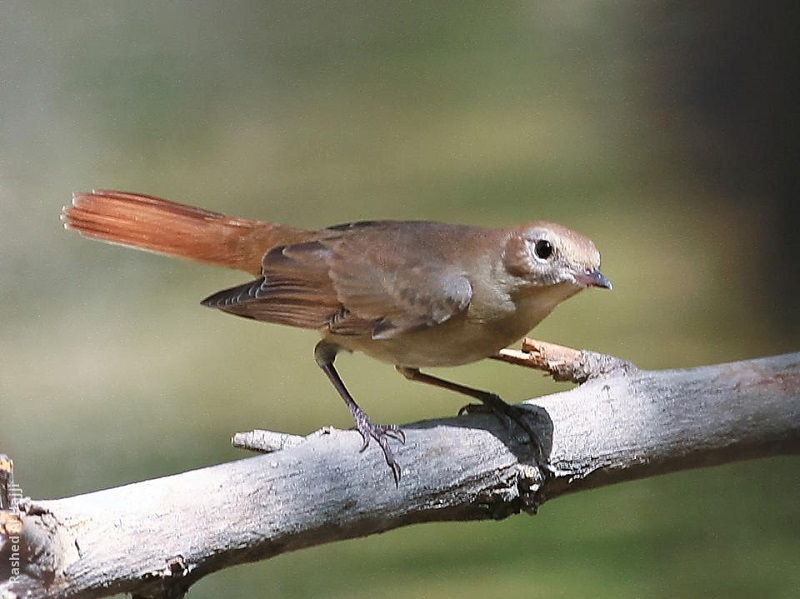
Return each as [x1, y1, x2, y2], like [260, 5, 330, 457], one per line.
[575, 268, 612, 290]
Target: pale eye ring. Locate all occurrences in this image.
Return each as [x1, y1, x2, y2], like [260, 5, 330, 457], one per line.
[533, 239, 553, 260]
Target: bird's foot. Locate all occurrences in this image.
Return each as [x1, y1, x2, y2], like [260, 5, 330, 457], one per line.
[459, 393, 543, 462]
[352, 410, 406, 485]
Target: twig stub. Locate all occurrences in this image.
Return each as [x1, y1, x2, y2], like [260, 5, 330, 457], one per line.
[493, 338, 634, 383]
[0, 454, 13, 511]
[232, 430, 306, 453]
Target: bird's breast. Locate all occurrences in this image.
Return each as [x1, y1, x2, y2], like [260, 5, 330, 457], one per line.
[328, 282, 581, 368]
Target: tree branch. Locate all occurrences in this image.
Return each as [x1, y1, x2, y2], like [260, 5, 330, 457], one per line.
[2, 349, 799, 599]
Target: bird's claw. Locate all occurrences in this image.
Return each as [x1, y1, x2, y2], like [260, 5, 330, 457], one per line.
[458, 393, 544, 462]
[353, 413, 405, 485]
[458, 401, 511, 427]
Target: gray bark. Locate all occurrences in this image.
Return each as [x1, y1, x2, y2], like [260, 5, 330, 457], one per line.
[1, 352, 799, 599]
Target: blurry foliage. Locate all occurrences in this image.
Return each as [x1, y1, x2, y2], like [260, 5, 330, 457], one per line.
[0, 2, 797, 597]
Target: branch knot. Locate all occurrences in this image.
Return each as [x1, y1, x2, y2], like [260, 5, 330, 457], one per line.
[477, 463, 546, 519]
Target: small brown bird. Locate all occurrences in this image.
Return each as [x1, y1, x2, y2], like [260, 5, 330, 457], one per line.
[62, 190, 611, 481]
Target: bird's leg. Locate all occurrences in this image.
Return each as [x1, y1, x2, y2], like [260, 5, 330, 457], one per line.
[315, 341, 405, 484]
[395, 366, 543, 461]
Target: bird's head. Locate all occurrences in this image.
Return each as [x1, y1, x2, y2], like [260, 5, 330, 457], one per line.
[503, 221, 611, 290]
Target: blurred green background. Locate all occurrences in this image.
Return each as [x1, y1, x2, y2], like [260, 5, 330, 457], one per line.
[1, 2, 798, 597]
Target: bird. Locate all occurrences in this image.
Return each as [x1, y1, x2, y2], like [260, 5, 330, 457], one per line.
[62, 190, 611, 482]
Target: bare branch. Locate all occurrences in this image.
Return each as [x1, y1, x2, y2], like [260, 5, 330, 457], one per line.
[2, 351, 799, 599]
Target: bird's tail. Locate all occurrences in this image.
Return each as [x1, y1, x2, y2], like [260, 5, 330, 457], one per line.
[62, 190, 314, 276]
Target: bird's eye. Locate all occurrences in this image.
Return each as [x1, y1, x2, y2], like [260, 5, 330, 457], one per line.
[533, 239, 553, 260]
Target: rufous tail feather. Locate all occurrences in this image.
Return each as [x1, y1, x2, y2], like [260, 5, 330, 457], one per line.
[62, 190, 314, 276]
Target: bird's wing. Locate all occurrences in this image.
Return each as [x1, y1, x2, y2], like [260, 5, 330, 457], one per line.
[324, 226, 473, 338]
[201, 240, 342, 329]
[201, 222, 473, 338]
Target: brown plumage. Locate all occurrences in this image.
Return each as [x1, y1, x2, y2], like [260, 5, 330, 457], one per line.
[62, 190, 611, 483]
